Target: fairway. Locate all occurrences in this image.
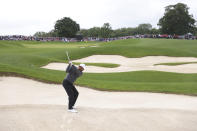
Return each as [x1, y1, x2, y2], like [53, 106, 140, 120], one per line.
[1, 39, 197, 95]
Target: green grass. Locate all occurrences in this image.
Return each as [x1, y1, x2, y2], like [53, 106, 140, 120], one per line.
[77, 71, 197, 95]
[155, 62, 197, 66]
[0, 39, 197, 95]
[73, 62, 120, 68]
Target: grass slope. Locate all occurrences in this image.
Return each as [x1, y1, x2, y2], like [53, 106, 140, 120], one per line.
[0, 39, 197, 95]
[155, 62, 197, 66]
[73, 62, 120, 68]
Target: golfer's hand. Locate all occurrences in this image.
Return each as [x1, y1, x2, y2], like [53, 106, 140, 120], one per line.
[69, 61, 72, 65]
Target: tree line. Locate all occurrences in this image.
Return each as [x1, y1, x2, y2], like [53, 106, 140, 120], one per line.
[34, 3, 197, 38]
[79, 23, 160, 38]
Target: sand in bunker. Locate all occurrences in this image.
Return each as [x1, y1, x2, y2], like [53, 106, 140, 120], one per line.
[1, 105, 197, 131]
[42, 55, 197, 73]
[1, 77, 197, 131]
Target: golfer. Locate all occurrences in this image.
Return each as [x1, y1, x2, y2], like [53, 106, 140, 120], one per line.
[62, 61, 85, 113]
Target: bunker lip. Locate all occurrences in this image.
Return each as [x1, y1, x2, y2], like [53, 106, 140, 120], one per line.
[41, 55, 197, 73]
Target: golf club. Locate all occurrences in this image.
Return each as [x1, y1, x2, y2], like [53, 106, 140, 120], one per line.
[66, 51, 70, 62]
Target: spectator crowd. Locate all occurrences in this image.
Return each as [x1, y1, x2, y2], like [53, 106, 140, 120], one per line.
[0, 34, 196, 42]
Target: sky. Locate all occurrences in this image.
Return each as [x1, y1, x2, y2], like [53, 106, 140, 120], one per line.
[0, 0, 196, 35]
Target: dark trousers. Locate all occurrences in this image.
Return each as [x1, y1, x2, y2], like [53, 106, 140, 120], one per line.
[62, 79, 79, 109]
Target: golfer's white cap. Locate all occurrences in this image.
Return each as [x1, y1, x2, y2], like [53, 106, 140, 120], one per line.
[79, 63, 86, 70]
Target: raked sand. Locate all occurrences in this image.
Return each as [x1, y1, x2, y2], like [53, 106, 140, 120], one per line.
[42, 55, 197, 73]
[0, 77, 197, 131]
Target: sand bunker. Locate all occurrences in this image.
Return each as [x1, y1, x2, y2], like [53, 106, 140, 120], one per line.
[42, 55, 197, 73]
[1, 105, 196, 131]
[1, 77, 197, 131]
[1, 76, 197, 109]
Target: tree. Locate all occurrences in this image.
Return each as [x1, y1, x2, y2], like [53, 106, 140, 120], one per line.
[88, 27, 101, 37]
[194, 26, 197, 35]
[100, 23, 112, 38]
[47, 30, 58, 37]
[78, 29, 89, 37]
[158, 3, 196, 35]
[33, 31, 47, 37]
[150, 28, 160, 34]
[112, 28, 127, 37]
[33, 30, 58, 37]
[127, 28, 137, 35]
[54, 17, 80, 37]
[137, 23, 152, 34]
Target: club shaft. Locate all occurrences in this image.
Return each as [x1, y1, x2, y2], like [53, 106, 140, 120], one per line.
[66, 51, 70, 62]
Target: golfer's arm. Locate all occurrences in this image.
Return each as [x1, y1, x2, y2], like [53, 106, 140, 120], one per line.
[72, 65, 78, 72]
[66, 63, 73, 73]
